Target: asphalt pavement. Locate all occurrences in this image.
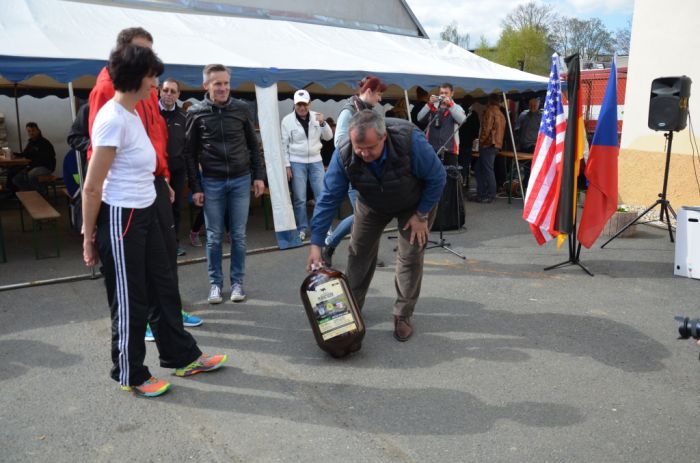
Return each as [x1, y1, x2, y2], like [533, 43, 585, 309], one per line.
[1, 198, 699, 462]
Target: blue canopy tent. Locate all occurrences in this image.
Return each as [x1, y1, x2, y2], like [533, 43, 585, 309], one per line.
[0, 0, 549, 248]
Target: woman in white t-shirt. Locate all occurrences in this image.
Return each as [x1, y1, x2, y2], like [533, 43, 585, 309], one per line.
[82, 44, 227, 398]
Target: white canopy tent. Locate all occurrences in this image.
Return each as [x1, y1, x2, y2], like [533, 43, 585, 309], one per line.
[0, 0, 548, 247]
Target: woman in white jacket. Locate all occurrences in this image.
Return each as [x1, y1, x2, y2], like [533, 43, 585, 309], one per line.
[281, 89, 333, 240]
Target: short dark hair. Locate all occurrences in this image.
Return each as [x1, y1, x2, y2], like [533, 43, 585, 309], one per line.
[203, 64, 230, 84]
[440, 83, 454, 92]
[488, 93, 501, 105]
[416, 86, 429, 98]
[162, 77, 180, 91]
[108, 45, 164, 93]
[116, 27, 153, 47]
[25, 122, 41, 136]
[349, 109, 386, 142]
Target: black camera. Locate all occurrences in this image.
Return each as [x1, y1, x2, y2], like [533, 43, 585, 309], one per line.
[675, 316, 700, 339]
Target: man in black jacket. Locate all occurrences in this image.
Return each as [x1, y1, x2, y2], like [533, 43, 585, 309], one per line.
[159, 78, 188, 256]
[185, 64, 265, 304]
[10, 122, 56, 193]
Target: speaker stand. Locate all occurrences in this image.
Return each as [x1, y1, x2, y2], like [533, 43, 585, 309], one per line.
[601, 131, 677, 248]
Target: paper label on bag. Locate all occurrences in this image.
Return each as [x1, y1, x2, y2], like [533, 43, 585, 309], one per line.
[306, 279, 357, 340]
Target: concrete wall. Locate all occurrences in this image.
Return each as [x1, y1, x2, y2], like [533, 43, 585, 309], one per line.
[619, 0, 700, 206]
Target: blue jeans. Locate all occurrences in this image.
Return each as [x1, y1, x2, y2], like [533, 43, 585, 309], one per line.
[326, 187, 357, 248]
[476, 146, 497, 199]
[202, 175, 251, 288]
[290, 161, 325, 233]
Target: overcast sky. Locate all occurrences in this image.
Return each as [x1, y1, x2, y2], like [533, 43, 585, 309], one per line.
[404, 0, 634, 45]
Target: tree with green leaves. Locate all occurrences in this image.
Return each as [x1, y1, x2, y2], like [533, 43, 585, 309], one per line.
[495, 26, 550, 75]
[474, 35, 497, 62]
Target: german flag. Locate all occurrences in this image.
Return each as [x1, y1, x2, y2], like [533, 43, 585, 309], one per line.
[554, 54, 586, 247]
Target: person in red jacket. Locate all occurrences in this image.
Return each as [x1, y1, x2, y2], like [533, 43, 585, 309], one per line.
[88, 27, 204, 341]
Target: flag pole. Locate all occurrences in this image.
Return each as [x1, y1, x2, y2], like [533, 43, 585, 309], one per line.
[543, 53, 593, 276]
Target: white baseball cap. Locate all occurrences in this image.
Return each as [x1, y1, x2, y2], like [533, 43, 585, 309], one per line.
[294, 89, 311, 104]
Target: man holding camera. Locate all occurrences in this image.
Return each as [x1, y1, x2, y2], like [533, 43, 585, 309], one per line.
[416, 83, 466, 166]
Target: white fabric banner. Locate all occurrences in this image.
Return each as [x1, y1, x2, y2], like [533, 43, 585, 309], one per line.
[255, 84, 297, 232]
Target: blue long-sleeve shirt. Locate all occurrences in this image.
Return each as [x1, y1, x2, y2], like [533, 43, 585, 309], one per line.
[310, 128, 446, 246]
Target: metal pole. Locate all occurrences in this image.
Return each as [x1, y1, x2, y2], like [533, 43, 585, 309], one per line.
[68, 82, 77, 121]
[404, 89, 412, 122]
[502, 91, 525, 199]
[13, 83, 22, 152]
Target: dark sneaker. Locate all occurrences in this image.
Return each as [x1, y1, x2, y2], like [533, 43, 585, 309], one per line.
[393, 315, 413, 342]
[189, 230, 202, 247]
[175, 354, 228, 377]
[376, 259, 385, 267]
[321, 246, 335, 267]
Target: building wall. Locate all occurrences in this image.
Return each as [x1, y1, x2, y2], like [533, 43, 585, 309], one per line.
[620, 0, 700, 206]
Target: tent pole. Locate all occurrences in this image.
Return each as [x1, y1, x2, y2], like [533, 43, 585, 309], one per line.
[404, 89, 411, 122]
[13, 84, 22, 152]
[68, 82, 77, 121]
[502, 91, 524, 200]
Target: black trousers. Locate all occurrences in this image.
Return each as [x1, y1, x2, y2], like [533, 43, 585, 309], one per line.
[169, 165, 186, 239]
[97, 201, 200, 387]
[150, 177, 201, 360]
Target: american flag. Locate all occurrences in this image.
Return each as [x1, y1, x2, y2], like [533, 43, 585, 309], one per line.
[522, 54, 567, 244]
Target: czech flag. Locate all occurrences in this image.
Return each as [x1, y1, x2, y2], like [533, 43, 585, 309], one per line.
[578, 59, 619, 248]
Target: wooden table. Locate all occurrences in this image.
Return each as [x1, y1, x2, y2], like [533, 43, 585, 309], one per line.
[499, 151, 534, 203]
[0, 158, 30, 167]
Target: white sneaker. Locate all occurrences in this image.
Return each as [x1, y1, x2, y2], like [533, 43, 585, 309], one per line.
[207, 285, 223, 304]
[230, 283, 246, 302]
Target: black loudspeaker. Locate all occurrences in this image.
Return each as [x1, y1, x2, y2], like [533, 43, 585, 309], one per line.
[648, 76, 692, 131]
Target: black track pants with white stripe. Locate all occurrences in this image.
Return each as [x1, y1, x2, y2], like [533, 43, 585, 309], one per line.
[96, 202, 200, 386]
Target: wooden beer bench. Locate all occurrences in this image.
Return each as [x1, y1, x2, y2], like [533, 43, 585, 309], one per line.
[16, 190, 61, 259]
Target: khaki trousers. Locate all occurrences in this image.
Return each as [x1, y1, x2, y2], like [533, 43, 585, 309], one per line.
[346, 199, 437, 317]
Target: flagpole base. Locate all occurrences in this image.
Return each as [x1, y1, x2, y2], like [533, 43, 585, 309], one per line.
[544, 258, 594, 276]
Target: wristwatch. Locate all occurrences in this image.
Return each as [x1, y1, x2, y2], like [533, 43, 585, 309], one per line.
[415, 211, 429, 222]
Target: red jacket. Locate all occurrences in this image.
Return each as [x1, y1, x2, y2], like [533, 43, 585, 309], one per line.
[88, 67, 170, 179]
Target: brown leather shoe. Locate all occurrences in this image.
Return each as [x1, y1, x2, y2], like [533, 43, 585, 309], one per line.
[393, 315, 413, 342]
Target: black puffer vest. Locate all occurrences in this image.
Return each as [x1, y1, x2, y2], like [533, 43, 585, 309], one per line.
[339, 118, 423, 216]
[340, 95, 373, 116]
